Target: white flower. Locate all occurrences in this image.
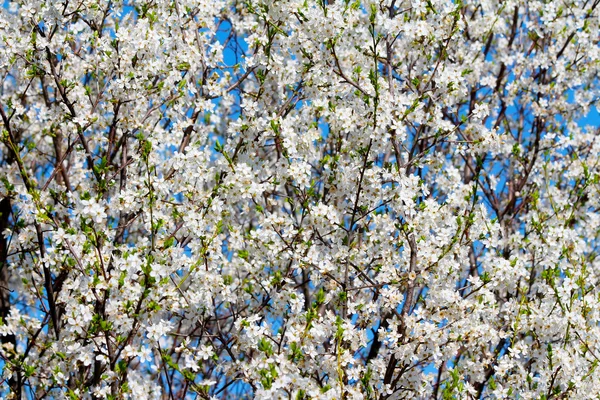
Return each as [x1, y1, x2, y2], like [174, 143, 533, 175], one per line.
[197, 344, 213, 360]
[146, 320, 173, 342]
[79, 198, 107, 224]
[137, 346, 153, 364]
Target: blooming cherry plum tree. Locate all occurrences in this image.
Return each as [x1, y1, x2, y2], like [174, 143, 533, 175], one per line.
[0, 0, 599, 399]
